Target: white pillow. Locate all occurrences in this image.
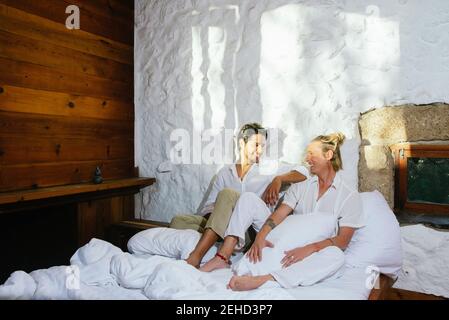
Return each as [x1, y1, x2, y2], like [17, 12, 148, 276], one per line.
[232, 213, 337, 276]
[127, 227, 217, 262]
[344, 190, 402, 278]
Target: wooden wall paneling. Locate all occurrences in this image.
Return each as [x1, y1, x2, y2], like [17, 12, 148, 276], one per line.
[0, 57, 133, 102]
[0, 3, 132, 64]
[0, 0, 134, 45]
[0, 135, 133, 164]
[0, 111, 133, 139]
[0, 159, 134, 191]
[0, 30, 133, 83]
[0, 85, 134, 120]
[64, 0, 134, 25]
[0, 0, 136, 255]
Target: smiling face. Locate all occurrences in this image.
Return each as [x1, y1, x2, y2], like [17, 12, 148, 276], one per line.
[305, 141, 334, 175]
[240, 133, 266, 164]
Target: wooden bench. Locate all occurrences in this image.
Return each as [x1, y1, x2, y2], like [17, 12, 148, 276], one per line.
[108, 219, 169, 251]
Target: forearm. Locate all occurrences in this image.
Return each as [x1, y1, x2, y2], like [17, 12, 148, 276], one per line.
[275, 170, 306, 184]
[258, 204, 292, 239]
[310, 228, 355, 253]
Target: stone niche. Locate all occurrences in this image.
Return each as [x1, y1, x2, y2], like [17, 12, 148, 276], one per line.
[358, 103, 449, 208]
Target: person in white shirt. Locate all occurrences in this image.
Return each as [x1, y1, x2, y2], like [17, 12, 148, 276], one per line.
[202, 133, 364, 289]
[169, 123, 308, 268]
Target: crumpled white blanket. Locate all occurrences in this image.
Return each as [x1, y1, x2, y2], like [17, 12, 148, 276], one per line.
[70, 238, 123, 287]
[0, 236, 356, 300]
[110, 253, 174, 289]
[0, 271, 36, 300]
[0, 239, 147, 300]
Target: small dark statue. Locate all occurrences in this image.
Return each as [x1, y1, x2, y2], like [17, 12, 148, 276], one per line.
[93, 166, 103, 184]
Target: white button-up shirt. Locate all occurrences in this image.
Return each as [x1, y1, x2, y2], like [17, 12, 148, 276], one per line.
[283, 171, 365, 230]
[199, 162, 308, 216]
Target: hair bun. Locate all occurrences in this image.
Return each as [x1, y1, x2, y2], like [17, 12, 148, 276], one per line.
[333, 132, 345, 145]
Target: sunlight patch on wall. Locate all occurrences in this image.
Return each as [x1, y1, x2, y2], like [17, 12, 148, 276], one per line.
[207, 26, 227, 129]
[191, 26, 205, 132]
[259, 3, 400, 164]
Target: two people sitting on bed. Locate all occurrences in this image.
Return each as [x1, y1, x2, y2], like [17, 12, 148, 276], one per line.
[169, 123, 308, 268]
[200, 133, 365, 291]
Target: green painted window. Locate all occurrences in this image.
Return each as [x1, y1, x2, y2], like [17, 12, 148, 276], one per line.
[407, 157, 449, 205]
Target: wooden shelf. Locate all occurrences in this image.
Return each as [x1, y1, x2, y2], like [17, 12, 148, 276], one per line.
[0, 177, 155, 213]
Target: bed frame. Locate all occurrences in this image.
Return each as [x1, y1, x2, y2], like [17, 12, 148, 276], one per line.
[368, 274, 394, 300]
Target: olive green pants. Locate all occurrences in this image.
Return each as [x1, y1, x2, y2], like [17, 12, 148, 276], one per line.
[169, 188, 255, 249]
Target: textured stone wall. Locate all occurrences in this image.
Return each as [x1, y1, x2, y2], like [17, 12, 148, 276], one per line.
[358, 103, 449, 207]
[135, 0, 449, 297]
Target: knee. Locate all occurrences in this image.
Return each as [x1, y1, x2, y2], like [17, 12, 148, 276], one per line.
[169, 214, 205, 230]
[169, 214, 186, 228]
[217, 188, 240, 201]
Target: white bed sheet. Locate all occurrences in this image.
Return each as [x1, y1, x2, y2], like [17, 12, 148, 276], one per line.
[0, 238, 371, 300]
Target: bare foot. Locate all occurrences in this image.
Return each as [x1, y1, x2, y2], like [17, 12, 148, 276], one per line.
[199, 256, 229, 272]
[185, 254, 201, 269]
[227, 275, 271, 291]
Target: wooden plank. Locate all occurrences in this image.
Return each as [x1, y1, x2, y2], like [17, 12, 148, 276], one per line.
[368, 274, 394, 300]
[116, 219, 170, 230]
[0, 159, 135, 191]
[77, 199, 98, 246]
[404, 202, 449, 215]
[0, 177, 155, 204]
[0, 3, 132, 64]
[391, 142, 449, 152]
[0, 0, 134, 45]
[109, 196, 124, 224]
[0, 111, 132, 139]
[78, 195, 137, 246]
[0, 30, 132, 83]
[0, 134, 133, 164]
[386, 288, 447, 300]
[0, 57, 133, 102]
[63, 0, 134, 25]
[0, 85, 133, 121]
[121, 194, 135, 221]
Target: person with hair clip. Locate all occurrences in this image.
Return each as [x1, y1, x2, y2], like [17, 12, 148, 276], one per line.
[169, 123, 308, 268]
[202, 133, 364, 291]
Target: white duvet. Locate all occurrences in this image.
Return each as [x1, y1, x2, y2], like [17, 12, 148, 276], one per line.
[0, 237, 371, 300]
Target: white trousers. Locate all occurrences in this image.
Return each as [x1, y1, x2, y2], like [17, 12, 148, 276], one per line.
[224, 192, 345, 289]
[271, 246, 345, 288]
[224, 192, 271, 250]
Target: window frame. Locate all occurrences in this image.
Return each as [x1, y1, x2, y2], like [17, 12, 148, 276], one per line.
[391, 143, 449, 215]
